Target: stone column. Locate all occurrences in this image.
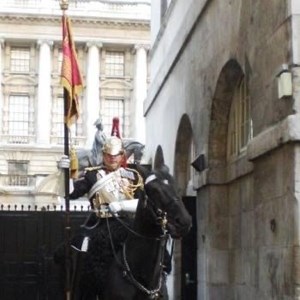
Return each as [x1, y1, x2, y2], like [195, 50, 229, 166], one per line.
[0, 39, 4, 134]
[133, 44, 148, 144]
[86, 42, 102, 147]
[37, 40, 53, 144]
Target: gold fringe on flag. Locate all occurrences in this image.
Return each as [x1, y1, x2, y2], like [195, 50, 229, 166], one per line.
[70, 146, 78, 179]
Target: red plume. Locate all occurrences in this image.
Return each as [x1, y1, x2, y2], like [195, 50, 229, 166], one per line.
[110, 117, 127, 167]
[111, 117, 121, 138]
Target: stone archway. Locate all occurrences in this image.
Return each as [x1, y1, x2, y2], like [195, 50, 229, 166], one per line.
[173, 114, 194, 300]
[174, 114, 194, 195]
[208, 59, 243, 175]
[205, 59, 244, 297]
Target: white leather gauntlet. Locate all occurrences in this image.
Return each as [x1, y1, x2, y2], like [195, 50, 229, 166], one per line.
[57, 155, 70, 169]
[108, 199, 138, 213]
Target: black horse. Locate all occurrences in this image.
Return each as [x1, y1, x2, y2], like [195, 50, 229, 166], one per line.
[54, 163, 192, 299]
[103, 164, 192, 299]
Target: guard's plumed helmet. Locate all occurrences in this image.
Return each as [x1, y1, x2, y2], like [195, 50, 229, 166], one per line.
[102, 136, 124, 156]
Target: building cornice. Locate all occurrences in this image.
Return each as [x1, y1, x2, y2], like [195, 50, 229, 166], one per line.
[0, 14, 150, 29]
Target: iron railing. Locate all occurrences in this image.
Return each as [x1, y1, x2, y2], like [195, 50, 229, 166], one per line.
[0, 202, 92, 212]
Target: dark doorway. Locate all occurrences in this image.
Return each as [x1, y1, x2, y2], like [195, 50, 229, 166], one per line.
[181, 196, 197, 300]
[0, 210, 90, 300]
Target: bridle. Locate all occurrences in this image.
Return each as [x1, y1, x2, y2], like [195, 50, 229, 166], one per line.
[109, 173, 170, 240]
[121, 240, 166, 299]
[106, 172, 172, 299]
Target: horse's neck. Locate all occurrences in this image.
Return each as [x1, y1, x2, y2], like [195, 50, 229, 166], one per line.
[133, 198, 163, 237]
[124, 204, 166, 285]
[125, 234, 166, 287]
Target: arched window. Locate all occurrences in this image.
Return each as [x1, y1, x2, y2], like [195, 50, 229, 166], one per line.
[227, 76, 252, 159]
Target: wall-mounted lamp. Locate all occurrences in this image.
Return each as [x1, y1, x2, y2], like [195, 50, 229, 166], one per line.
[276, 64, 292, 99]
[191, 154, 206, 172]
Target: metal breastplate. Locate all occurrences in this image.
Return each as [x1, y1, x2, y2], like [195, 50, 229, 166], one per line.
[89, 168, 134, 210]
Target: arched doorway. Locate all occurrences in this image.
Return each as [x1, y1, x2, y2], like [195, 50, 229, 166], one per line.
[205, 59, 253, 297]
[173, 114, 197, 300]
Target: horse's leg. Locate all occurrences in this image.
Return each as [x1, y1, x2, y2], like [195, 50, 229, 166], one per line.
[70, 249, 88, 300]
[160, 279, 169, 300]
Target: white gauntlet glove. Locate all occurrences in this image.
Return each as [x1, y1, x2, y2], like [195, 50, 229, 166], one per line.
[57, 155, 70, 169]
[108, 199, 138, 214]
[108, 202, 122, 213]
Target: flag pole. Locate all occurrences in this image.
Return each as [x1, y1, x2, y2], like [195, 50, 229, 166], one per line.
[60, 1, 83, 298]
[63, 90, 72, 300]
[60, 1, 71, 300]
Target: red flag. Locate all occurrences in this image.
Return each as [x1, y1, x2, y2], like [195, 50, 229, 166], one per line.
[60, 15, 83, 127]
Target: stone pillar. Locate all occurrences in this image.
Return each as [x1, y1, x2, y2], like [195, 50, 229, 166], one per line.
[0, 39, 4, 133]
[133, 44, 148, 144]
[86, 42, 102, 147]
[37, 40, 53, 144]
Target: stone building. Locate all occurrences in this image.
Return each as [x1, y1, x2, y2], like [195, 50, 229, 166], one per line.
[147, 0, 300, 299]
[0, 0, 150, 209]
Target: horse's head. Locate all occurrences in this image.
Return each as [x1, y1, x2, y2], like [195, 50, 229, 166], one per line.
[123, 139, 145, 164]
[137, 164, 192, 239]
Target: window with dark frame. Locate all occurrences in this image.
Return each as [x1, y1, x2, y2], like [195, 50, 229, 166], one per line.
[102, 98, 125, 136]
[51, 96, 83, 145]
[227, 76, 253, 159]
[8, 160, 29, 186]
[105, 51, 125, 77]
[10, 47, 30, 73]
[52, 96, 64, 144]
[8, 95, 30, 144]
[58, 50, 63, 74]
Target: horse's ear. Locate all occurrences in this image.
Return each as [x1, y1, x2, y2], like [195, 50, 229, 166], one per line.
[160, 164, 170, 174]
[136, 164, 151, 181]
[154, 146, 165, 170]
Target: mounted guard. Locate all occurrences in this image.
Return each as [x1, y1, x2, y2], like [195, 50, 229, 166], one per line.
[56, 118, 148, 298]
[54, 117, 189, 299]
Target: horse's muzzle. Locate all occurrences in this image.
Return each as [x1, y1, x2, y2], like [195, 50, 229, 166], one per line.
[167, 216, 192, 238]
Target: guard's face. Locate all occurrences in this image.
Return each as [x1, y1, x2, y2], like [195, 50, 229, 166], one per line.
[103, 152, 123, 171]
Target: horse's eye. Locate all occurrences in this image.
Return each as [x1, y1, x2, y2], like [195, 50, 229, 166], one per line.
[163, 179, 169, 185]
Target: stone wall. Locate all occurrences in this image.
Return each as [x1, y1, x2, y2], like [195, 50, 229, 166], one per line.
[147, 0, 300, 298]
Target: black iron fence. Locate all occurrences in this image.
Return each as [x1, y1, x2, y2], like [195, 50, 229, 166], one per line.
[0, 209, 90, 300]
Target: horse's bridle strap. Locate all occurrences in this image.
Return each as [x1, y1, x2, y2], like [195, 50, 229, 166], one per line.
[145, 174, 156, 185]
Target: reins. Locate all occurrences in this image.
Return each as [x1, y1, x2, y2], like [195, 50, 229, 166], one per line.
[122, 242, 165, 299]
[106, 172, 170, 298]
[110, 198, 168, 241]
[106, 209, 169, 299]
[106, 196, 169, 267]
